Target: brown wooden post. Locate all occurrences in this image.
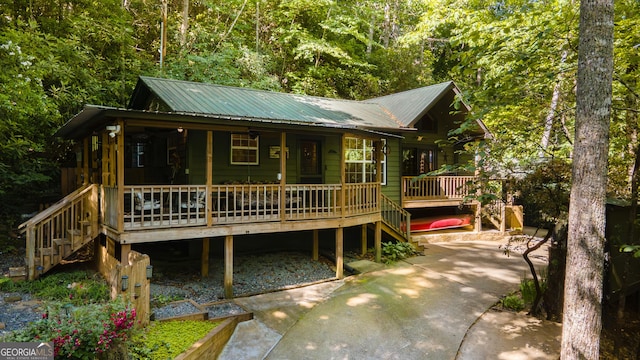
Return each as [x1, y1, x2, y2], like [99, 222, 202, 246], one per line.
[121, 244, 131, 266]
[340, 135, 346, 217]
[116, 119, 125, 232]
[224, 235, 234, 298]
[312, 229, 319, 261]
[201, 237, 210, 278]
[280, 132, 287, 222]
[83, 137, 89, 185]
[474, 201, 482, 232]
[206, 131, 213, 227]
[336, 227, 344, 279]
[375, 221, 381, 263]
[361, 224, 367, 256]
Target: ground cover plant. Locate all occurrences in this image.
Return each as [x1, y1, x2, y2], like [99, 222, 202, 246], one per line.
[129, 320, 219, 360]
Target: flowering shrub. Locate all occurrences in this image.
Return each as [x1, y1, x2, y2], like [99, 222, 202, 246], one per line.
[4, 298, 137, 359]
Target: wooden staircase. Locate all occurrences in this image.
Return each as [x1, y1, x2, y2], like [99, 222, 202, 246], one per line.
[379, 194, 413, 244]
[19, 184, 99, 280]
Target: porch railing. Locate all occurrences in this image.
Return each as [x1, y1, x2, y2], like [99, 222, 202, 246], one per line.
[402, 176, 475, 201]
[381, 193, 411, 240]
[110, 183, 380, 230]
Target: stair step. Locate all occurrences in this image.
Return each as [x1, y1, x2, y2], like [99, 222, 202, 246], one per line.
[53, 238, 71, 246]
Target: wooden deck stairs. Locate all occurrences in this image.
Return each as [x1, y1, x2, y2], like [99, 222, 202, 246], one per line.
[378, 194, 418, 248]
[19, 184, 99, 280]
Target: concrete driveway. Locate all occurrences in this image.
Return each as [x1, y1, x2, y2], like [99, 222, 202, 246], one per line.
[223, 240, 561, 360]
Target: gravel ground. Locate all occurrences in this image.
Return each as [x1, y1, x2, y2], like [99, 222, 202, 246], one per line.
[1, 250, 337, 334]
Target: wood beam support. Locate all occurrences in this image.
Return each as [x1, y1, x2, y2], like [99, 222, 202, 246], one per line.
[224, 235, 234, 298]
[312, 229, 319, 261]
[361, 224, 367, 256]
[206, 131, 213, 227]
[201, 238, 210, 278]
[336, 227, 344, 279]
[121, 243, 131, 266]
[280, 132, 287, 222]
[375, 221, 381, 263]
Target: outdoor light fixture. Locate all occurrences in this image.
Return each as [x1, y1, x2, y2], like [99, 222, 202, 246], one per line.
[177, 127, 184, 133]
[134, 283, 141, 299]
[121, 275, 129, 291]
[146, 265, 153, 279]
[106, 125, 121, 138]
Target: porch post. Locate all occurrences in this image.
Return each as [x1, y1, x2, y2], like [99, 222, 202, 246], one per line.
[224, 235, 234, 298]
[312, 229, 319, 261]
[336, 227, 344, 279]
[375, 221, 381, 263]
[83, 138, 89, 185]
[361, 224, 367, 256]
[206, 131, 213, 227]
[201, 237, 210, 278]
[279, 132, 287, 222]
[340, 135, 346, 217]
[116, 118, 125, 232]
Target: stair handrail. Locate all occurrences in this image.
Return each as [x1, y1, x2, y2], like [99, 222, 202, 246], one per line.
[20, 184, 99, 280]
[380, 194, 411, 240]
[19, 184, 97, 230]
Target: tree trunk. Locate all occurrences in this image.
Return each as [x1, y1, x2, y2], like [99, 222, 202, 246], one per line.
[560, 0, 614, 358]
[543, 222, 567, 322]
[180, 0, 189, 47]
[539, 51, 568, 159]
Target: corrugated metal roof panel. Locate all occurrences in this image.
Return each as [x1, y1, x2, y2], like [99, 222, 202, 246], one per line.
[136, 77, 402, 130]
[363, 82, 455, 127]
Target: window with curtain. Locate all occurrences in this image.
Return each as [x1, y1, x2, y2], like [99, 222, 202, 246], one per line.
[230, 133, 259, 165]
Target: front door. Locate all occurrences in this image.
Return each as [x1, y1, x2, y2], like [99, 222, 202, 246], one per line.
[299, 140, 322, 184]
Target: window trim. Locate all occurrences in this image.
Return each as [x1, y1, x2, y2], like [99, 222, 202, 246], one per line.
[230, 133, 259, 165]
[344, 137, 387, 185]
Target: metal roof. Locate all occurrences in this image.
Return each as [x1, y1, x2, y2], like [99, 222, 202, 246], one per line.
[364, 82, 458, 127]
[131, 76, 405, 130]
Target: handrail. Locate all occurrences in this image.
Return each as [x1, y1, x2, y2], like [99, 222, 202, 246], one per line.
[19, 184, 95, 230]
[381, 193, 411, 240]
[21, 184, 99, 279]
[402, 175, 476, 201]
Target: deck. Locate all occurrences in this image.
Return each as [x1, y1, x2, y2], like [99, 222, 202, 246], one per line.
[401, 175, 475, 208]
[103, 183, 381, 243]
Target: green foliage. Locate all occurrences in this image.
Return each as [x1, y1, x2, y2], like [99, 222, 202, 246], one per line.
[520, 275, 546, 305]
[500, 293, 525, 311]
[3, 297, 137, 359]
[151, 293, 184, 309]
[0, 270, 109, 305]
[381, 241, 421, 264]
[129, 320, 219, 360]
[620, 245, 640, 258]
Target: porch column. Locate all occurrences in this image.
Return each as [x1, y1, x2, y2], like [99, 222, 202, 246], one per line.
[312, 229, 319, 261]
[336, 227, 344, 279]
[340, 135, 346, 217]
[224, 235, 234, 298]
[375, 221, 381, 263]
[201, 238, 210, 278]
[361, 224, 367, 256]
[206, 131, 213, 227]
[279, 132, 287, 222]
[474, 201, 482, 232]
[116, 118, 125, 232]
[82, 138, 89, 185]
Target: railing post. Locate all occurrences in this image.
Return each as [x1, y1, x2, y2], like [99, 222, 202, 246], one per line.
[26, 227, 35, 280]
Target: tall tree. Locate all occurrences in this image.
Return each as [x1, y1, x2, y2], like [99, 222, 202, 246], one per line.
[561, 0, 614, 358]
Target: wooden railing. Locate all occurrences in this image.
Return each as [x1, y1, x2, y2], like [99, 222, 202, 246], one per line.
[381, 193, 411, 240]
[116, 183, 380, 230]
[402, 176, 476, 201]
[20, 184, 99, 279]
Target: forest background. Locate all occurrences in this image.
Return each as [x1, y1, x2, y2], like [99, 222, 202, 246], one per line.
[0, 0, 638, 229]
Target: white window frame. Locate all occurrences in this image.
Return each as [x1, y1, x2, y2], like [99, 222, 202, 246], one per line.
[344, 137, 386, 185]
[230, 133, 259, 165]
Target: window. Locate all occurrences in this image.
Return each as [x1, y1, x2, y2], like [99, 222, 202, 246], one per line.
[345, 137, 386, 184]
[231, 133, 259, 165]
[402, 147, 436, 176]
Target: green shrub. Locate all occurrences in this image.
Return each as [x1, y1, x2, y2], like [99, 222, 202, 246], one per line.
[381, 241, 421, 264]
[519, 270, 546, 305]
[3, 297, 137, 359]
[129, 320, 219, 360]
[500, 294, 525, 311]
